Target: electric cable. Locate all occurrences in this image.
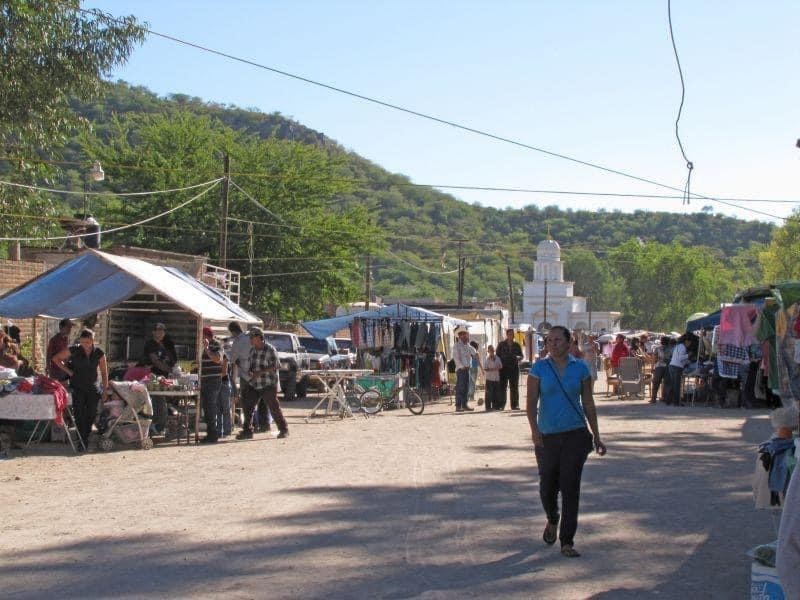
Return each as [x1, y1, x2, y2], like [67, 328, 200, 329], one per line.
[2, 155, 796, 205]
[0, 177, 224, 196]
[667, 0, 694, 205]
[228, 179, 288, 225]
[65, 3, 785, 220]
[0, 179, 220, 242]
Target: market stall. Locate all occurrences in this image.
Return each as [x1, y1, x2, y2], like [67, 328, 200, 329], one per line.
[302, 303, 466, 399]
[0, 249, 261, 445]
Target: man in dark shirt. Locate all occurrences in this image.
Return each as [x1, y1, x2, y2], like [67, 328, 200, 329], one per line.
[200, 326, 227, 444]
[143, 323, 177, 376]
[46, 318, 74, 381]
[143, 323, 177, 434]
[496, 328, 524, 410]
[237, 327, 288, 440]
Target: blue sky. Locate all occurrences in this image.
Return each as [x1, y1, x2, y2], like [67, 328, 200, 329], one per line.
[92, 1, 799, 223]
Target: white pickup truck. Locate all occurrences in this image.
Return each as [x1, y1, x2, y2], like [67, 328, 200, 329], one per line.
[262, 330, 311, 401]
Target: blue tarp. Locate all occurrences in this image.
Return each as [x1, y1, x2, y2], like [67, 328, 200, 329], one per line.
[301, 303, 465, 339]
[0, 250, 260, 323]
[686, 309, 721, 331]
[0, 252, 141, 318]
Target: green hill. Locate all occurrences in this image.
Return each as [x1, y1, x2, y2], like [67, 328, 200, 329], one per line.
[49, 82, 775, 323]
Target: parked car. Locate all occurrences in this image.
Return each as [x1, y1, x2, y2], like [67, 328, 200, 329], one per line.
[334, 337, 357, 367]
[298, 335, 350, 370]
[262, 331, 311, 400]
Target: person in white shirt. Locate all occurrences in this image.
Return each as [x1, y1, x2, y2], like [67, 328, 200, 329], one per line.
[667, 336, 691, 406]
[453, 326, 476, 412]
[483, 345, 503, 411]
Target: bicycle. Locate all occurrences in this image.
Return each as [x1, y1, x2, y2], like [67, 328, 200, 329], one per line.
[358, 377, 425, 415]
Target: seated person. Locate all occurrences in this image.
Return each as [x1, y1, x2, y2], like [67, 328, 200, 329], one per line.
[142, 323, 177, 433]
[0, 334, 23, 372]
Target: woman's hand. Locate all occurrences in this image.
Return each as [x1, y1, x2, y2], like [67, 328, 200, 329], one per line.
[594, 439, 607, 456]
[531, 427, 543, 447]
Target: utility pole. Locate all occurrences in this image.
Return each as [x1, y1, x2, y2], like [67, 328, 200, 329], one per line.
[365, 254, 371, 311]
[542, 279, 548, 332]
[219, 153, 230, 268]
[588, 294, 592, 333]
[506, 265, 515, 324]
[455, 239, 467, 308]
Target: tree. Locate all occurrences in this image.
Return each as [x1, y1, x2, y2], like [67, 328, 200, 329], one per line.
[609, 240, 732, 331]
[563, 247, 624, 311]
[80, 109, 380, 321]
[0, 0, 145, 243]
[759, 212, 800, 282]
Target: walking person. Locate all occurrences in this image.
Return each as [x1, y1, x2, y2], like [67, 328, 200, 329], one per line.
[53, 328, 110, 450]
[526, 325, 606, 557]
[483, 344, 503, 411]
[452, 326, 476, 412]
[496, 328, 523, 410]
[237, 327, 289, 439]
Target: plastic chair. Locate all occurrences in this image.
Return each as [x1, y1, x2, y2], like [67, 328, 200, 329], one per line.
[619, 357, 642, 398]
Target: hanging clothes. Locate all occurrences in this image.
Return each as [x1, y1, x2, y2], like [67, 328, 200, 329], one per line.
[719, 304, 758, 347]
[717, 344, 748, 379]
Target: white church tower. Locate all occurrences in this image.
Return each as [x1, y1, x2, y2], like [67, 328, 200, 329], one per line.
[520, 233, 620, 333]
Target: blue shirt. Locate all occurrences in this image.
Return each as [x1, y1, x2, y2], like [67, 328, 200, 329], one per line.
[529, 356, 590, 434]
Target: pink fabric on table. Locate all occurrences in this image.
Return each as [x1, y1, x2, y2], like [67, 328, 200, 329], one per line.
[719, 304, 757, 347]
[123, 365, 152, 382]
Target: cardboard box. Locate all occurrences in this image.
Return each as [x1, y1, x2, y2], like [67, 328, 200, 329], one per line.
[751, 562, 785, 600]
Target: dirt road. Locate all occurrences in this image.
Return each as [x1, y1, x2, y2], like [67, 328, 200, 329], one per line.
[0, 383, 775, 599]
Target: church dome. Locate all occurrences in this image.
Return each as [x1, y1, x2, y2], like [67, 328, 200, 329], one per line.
[536, 238, 561, 260]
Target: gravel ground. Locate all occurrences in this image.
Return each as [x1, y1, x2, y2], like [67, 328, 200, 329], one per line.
[0, 378, 777, 599]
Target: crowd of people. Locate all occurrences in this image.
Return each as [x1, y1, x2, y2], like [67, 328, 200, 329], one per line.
[452, 327, 524, 412]
[18, 319, 292, 450]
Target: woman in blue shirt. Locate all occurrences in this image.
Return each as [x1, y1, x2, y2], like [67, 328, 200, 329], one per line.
[526, 325, 606, 557]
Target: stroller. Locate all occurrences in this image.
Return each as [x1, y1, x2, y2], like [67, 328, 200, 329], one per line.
[97, 381, 154, 451]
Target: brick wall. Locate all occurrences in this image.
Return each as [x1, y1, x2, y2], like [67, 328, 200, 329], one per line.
[0, 258, 47, 368]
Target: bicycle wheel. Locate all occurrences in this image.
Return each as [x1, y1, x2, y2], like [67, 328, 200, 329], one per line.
[405, 387, 425, 415]
[359, 388, 383, 414]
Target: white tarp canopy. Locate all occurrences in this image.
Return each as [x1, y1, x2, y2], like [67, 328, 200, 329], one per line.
[0, 249, 260, 323]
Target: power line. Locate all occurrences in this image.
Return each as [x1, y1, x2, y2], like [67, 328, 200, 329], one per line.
[383, 249, 460, 275]
[667, 0, 694, 206]
[2, 155, 797, 205]
[0, 180, 220, 242]
[67, 3, 785, 221]
[0, 177, 224, 196]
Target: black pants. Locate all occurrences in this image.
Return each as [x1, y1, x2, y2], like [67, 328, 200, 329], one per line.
[499, 368, 520, 410]
[668, 365, 683, 405]
[534, 428, 591, 547]
[243, 385, 288, 433]
[71, 386, 100, 443]
[651, 366, 667, 401]
[485, 380, 502, 411]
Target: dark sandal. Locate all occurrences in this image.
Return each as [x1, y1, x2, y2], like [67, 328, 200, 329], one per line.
[542, 522, 557, 545]
[561, 545, 581, 558]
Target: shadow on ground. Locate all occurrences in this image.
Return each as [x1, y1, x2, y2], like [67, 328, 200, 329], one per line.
[1, 402, 776, 599]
